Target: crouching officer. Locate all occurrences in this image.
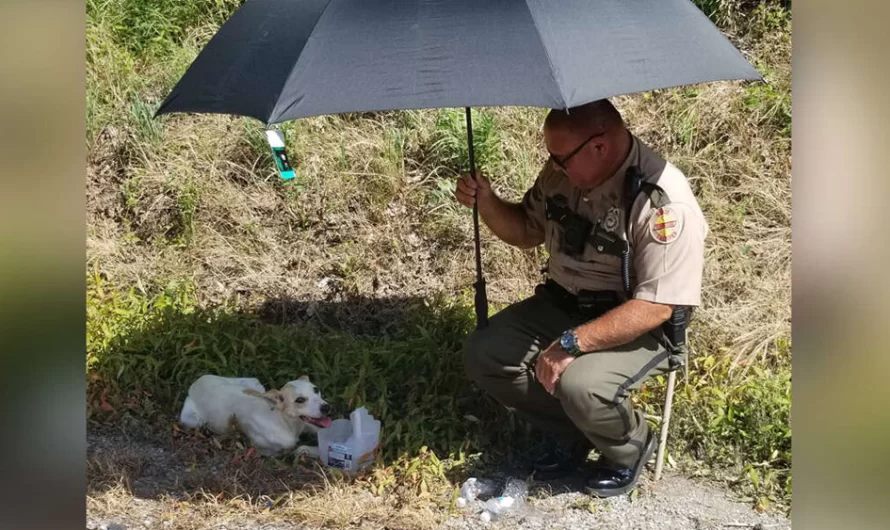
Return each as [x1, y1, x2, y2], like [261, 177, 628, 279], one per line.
[456, 100, 707, 497]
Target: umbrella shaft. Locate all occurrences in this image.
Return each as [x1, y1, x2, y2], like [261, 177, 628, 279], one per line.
[466, 107, 488, 328]
[465, 107, 483, 282]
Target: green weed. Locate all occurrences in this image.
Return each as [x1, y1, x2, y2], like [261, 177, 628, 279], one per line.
[88, 0, 244, 56]
[129, 94, 165, 146]
[430, 108, 503, 176]
[691, 0, 741, 27]
[668, 354, 791, 506]
[86, 276, 529, 463]
[165, 178, 199, 245]
[744, 66, 792, 137]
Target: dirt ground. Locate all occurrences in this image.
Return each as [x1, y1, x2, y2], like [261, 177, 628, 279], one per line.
[86, 427, 790, 530]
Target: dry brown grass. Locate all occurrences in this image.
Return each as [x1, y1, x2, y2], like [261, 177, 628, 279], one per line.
[86, 429, 456, 530]
[88, 486, 445, 530]
[618, 6, 791, 369]
[88, 78, 790, 371]
[622, 85, 790, 369]
[86, 106, 548, 307]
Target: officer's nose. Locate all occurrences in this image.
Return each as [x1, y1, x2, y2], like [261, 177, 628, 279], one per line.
[320, 403, 331, 415]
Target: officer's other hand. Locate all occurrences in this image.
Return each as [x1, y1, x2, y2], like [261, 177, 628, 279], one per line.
[455, 171, 493, 208]
[535, 342, 576, 395]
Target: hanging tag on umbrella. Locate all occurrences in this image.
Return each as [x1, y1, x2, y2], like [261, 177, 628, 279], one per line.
[265, 128, 295, 180]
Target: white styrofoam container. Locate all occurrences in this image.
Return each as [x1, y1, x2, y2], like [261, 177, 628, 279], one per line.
[316, 406, 381, 472]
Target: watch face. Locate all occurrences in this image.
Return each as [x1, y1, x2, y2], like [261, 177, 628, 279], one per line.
[560, 333, 575, 351]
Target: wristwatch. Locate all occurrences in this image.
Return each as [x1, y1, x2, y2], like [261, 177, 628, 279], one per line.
[559, 329, 582, 356]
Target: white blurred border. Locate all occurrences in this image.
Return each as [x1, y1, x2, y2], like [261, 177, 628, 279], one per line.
[0, 1, 86, 530]
[795, 1, 890, 529]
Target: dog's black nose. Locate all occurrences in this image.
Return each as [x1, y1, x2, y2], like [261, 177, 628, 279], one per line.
[320, 403, 331, 415]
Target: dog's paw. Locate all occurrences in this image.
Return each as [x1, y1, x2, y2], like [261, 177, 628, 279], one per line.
[294, 445, 320, 460]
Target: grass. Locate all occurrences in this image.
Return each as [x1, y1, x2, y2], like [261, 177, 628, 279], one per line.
[87, 272, 483, 459]
[86, 271, 522, 529]
[86, 0, 793, 525]
[87, 0, 244, 55]
[636, 349, 792, 512]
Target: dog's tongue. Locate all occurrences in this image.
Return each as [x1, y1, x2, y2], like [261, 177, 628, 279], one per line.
[314, 416, 332, 429]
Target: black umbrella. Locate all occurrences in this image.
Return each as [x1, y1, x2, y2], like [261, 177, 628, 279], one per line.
[157, 0, 761, 328]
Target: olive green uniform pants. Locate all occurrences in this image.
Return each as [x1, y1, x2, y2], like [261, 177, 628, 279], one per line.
[462, 283, 677, 469]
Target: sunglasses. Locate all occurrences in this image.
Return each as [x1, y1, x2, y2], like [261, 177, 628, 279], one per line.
[549, 131, 604, 170]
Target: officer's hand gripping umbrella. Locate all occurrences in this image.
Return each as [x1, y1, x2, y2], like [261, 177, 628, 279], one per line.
[156, 0, 761, 329]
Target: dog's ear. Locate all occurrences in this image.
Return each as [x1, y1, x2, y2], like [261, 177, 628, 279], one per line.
[263, 390, 285, 407]
[242, 388, 264, 398]
[298, 375, 310, 382]
[243, 388, 283, 407]
[278, 384, 297, 402]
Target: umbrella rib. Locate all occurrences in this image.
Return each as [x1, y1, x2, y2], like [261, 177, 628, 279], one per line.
[524, 0, 568, 109]
[267, 0, 337, 124]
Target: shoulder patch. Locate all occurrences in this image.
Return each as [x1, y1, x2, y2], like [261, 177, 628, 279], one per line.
[649, 206, 682, 244]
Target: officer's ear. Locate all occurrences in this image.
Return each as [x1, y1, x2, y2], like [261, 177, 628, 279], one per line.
[591, 135, 609, 157]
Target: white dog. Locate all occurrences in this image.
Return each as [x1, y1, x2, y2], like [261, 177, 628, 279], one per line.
[180, 374, 332, 456]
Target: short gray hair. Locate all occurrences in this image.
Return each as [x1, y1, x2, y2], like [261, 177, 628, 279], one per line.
[545, 99, 624, 135]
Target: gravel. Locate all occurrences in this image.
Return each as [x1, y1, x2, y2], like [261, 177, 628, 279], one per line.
[442, 473, 790, 530]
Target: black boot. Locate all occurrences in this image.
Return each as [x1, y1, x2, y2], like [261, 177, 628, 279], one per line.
[584, 431, 657, 498]
[532, 439, 593, 479]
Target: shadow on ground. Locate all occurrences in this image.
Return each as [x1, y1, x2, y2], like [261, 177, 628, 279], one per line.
[87, 290, 571, 502]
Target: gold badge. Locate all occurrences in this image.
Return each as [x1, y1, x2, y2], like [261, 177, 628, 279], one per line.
[649, 206, 682, 243]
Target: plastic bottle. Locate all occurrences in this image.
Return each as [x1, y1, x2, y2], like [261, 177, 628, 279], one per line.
[458, 477, 498, 502]
[483, 495, 516, 514]
[479, 478, 528, 521]
[501, 477, 528, 506]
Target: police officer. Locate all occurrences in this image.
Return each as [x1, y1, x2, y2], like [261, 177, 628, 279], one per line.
[455, 99, 707, 497]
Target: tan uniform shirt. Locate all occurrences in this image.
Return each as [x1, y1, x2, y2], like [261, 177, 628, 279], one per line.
[521, 135, 708, 306]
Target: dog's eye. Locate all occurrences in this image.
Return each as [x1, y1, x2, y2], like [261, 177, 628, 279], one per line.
[313, 386, 319, 394]
[295, 397, 307, 404]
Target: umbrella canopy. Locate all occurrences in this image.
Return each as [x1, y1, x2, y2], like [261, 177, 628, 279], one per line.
[156, 0, 761, 328]
[157, 0, 761, 124]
